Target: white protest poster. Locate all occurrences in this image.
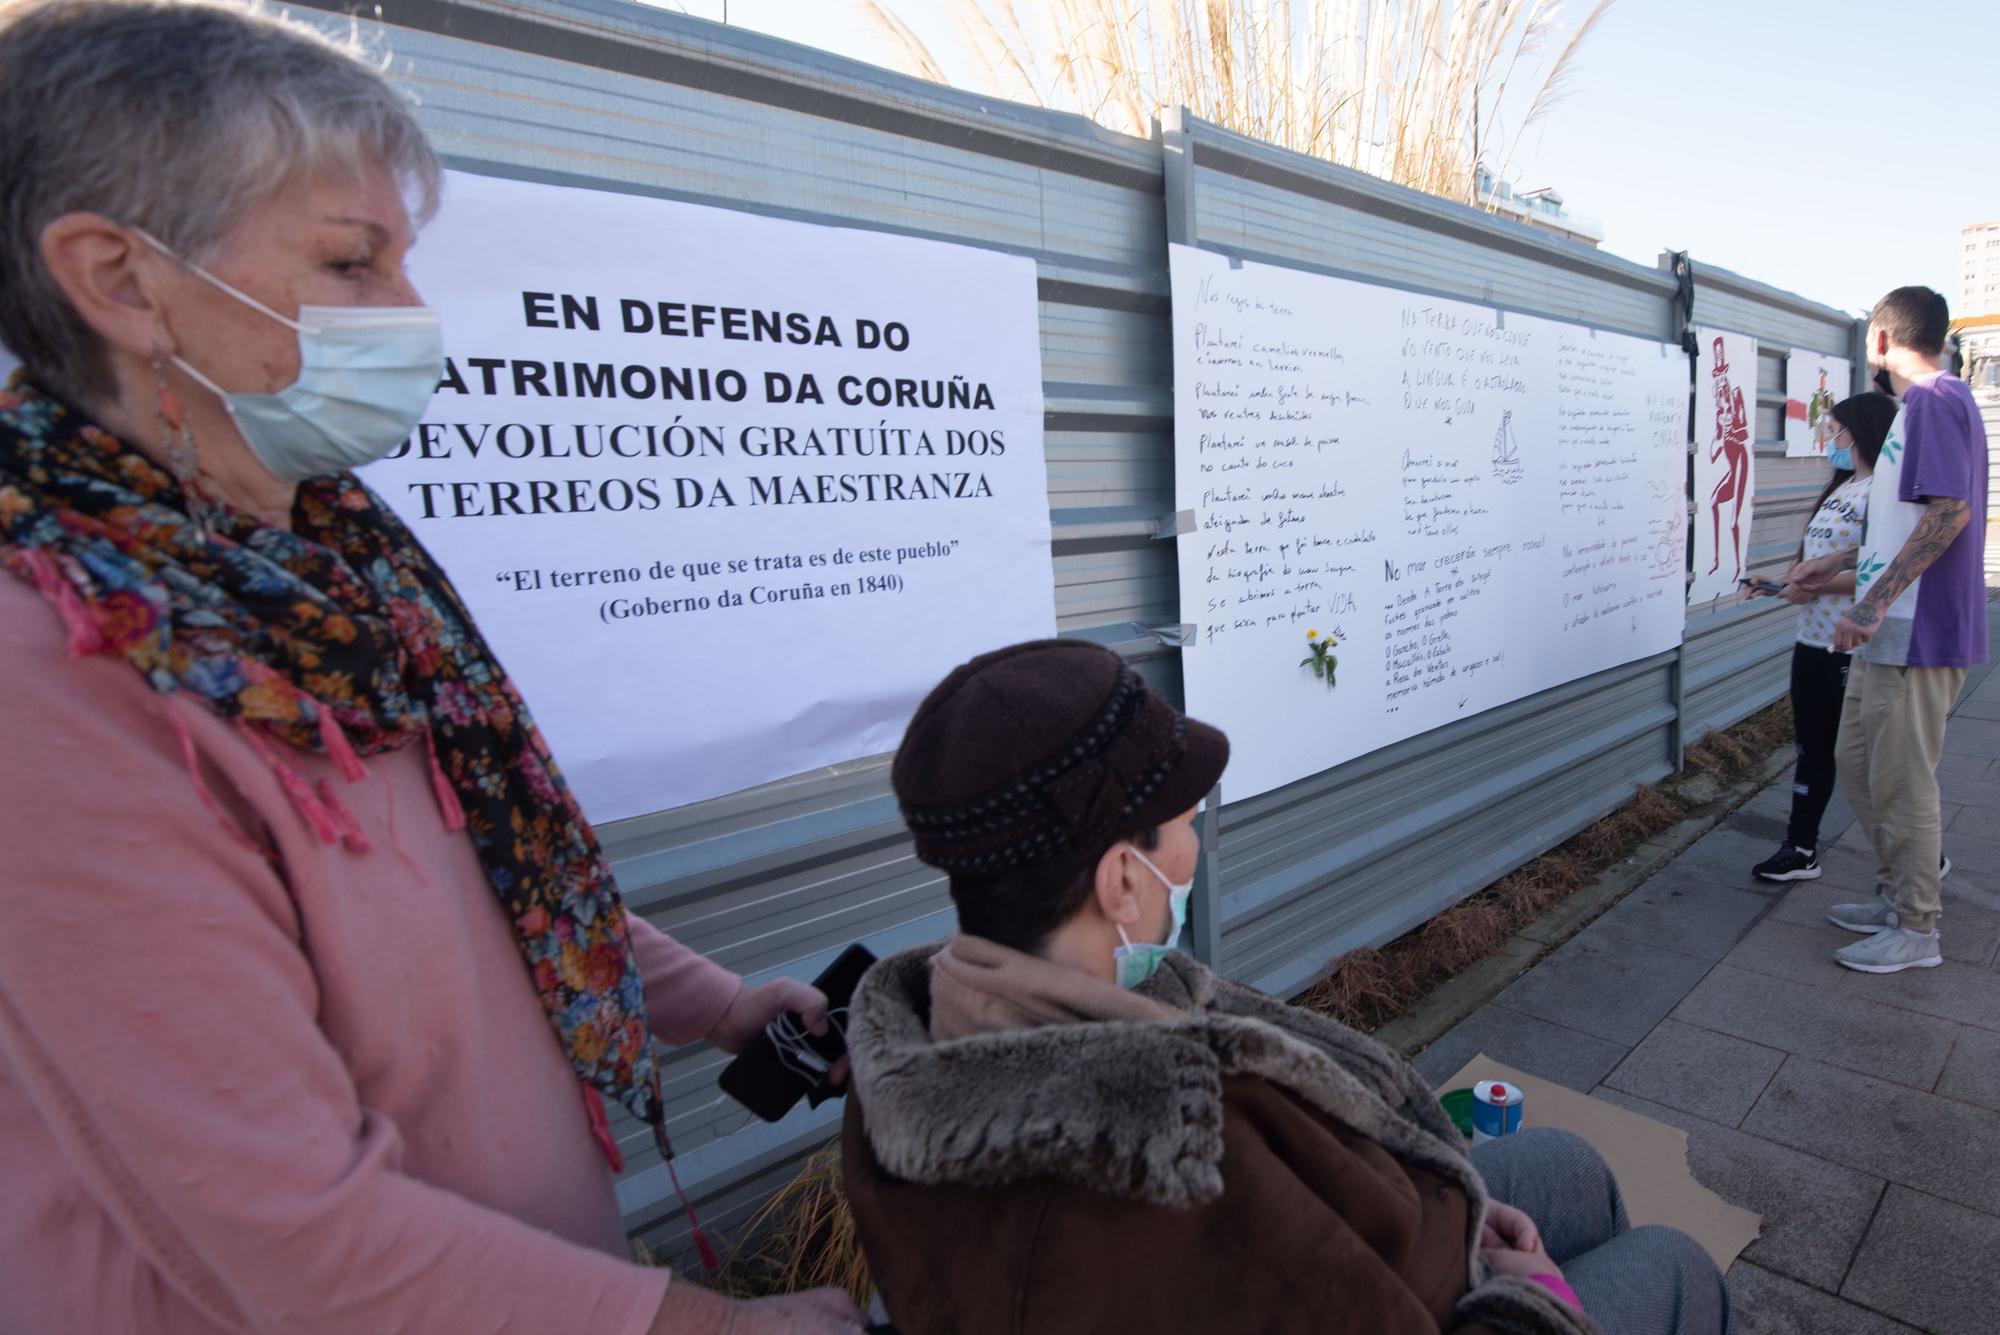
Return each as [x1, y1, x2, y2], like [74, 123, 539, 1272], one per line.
[1690, 327, 1757, 603]
[1783, 348, 1849, 457]
[365, 170, 1054, 821]
[1168, 245, 1686, 802]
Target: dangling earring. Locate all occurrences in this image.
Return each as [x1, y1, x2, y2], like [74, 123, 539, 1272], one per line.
[152, 356, 211, 539]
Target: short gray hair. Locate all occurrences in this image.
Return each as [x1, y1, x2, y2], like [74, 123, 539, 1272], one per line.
[0, 0, 441, 405]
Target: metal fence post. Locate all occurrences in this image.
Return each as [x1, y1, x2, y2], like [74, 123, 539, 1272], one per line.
[1187, 782, 1224, 971]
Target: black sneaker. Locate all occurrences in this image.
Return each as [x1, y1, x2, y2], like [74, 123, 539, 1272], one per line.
[1754, 845, 1821, 881]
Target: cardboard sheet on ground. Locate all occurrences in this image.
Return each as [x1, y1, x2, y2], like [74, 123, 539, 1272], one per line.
[1439, 1055, 1760, 1271]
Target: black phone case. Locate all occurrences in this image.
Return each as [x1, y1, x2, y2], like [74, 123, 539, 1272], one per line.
[717, 944, 876, 1122]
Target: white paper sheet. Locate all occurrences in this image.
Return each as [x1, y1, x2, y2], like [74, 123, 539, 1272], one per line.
[1169, 246, 1688, 802]
[1783, 347, 1852, 457]
[362, 171, 1056, 820]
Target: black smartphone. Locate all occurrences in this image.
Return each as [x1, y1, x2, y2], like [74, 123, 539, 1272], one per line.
[717, 944, 877, 1122]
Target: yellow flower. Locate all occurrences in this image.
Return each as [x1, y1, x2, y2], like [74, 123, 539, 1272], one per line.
[1307, 629, 1318, 639]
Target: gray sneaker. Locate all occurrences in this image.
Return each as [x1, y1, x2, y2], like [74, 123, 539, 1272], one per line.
[1828, 894, 1899, 935]
[1835, 926, 1943, 973]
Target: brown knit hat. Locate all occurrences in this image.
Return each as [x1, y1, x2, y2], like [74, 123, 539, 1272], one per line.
[891, 639, 1229, 880]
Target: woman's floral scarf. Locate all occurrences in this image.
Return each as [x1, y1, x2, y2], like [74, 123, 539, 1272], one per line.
[0, 375, 665, 1168]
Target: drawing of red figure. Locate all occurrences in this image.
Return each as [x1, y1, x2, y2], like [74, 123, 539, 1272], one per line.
[1706, 338, 1751, 578]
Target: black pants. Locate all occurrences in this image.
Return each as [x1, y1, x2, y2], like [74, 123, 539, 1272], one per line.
[1788, 641, 1851, 850]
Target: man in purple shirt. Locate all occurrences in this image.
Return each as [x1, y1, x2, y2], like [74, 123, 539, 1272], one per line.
[1790, 286, 1988, 974]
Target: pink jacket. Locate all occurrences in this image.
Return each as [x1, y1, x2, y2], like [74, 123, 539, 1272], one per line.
[0, 575, 741, 1334]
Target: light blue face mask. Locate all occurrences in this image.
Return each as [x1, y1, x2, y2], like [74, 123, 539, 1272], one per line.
[1112, 846, 1194, 990]
[139, 230, 443, 482]
[1828, 445, 1853, 470]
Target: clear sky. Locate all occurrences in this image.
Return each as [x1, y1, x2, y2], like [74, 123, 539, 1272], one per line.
[665, 0, 2000, 315]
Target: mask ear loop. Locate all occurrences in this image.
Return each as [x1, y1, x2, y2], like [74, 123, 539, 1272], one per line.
[151, 355, 212, 541]
[132, 227, 310, 334]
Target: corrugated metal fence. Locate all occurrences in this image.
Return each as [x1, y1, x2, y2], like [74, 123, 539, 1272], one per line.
[292, 0, 1859, 1257]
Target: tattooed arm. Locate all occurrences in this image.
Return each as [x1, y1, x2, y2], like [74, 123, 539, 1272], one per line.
[1831, 498, 1972, 652]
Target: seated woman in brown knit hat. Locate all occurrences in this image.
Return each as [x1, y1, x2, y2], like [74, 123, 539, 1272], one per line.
[841, 640, 1729, 1335]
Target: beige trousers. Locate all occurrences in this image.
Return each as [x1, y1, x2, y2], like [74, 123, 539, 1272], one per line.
[1835, 659, 1966, 931]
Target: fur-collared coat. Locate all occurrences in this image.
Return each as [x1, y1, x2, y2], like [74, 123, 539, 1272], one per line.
[843, 946, 1598, 1335]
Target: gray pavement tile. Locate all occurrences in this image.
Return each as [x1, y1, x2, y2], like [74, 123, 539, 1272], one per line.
[1769, 882, 2000, 967]
[1581, 873, 1776, 962]
[1602, 1019, 1785, 1126]
[1943, 717, 2000, 760]
[1934, 752, 1994, 787]
[1667, 827, 1803, 888]
[1672, 966, 1959, 1090]
[1493, 930, 1717, 1047]
[1810, 844, 1883, 891]
[1842, 1186, 2000, 1335]
[1948, 802, 1990, 830]
[1725, 805, 1794, 844]
[1728, 1263, 1917, 1335]
[1597, 1090, 1886, 1294]
[1739, 779, 1791, 809]
[1411, 1004, 1630, 1093]
[1934, 1026, 2000, 1112]
[1834, 950, 2000, 1031]
[1943, 778, 2000, 811]
[1719, 917, 1853, 989]
[1741, 1057, 2000, 1216]
[1949, 692, 2000, 722]
[1925, 829, 2000, 877]
[1817, 790, 1858, 843]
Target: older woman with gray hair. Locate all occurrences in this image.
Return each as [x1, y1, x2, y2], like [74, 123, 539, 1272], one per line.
[0, 3, 861, 1333]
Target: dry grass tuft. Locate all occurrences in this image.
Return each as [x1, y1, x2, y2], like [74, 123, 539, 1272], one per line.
[1682, 698, 1792, 783]
[1295, 943, 1402, 1024]
[699, 1148, 874, 1307]
[1416, 897, 1509, 973]
[861, 0, 1616, 205]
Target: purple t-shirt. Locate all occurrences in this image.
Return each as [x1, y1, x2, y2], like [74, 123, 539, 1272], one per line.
[1858, 372, 1988, 669]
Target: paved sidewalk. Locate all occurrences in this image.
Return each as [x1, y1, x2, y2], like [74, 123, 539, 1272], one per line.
[1412, 641, 2000, 1334]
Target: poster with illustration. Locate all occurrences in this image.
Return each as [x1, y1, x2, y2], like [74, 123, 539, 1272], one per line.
[1690, 328, 1757, 604]
[1784, 348, 1851, 457]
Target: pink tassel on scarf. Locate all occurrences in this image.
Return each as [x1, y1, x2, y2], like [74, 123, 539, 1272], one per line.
[316, 708, 368, 783]
[11, 548, 107, 657]
[235, 719, 341, 846]
[315, 778, 371, 855]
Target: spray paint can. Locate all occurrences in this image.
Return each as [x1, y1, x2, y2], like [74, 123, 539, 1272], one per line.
[1471, 1080, 1524, 1144]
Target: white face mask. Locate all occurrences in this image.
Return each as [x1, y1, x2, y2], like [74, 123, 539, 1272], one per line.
[1112, 846, 1195, 990]
[138, 229, 443, 482]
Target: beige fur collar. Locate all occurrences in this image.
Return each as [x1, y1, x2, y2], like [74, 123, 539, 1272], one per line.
[849, 944, 1478, 1210]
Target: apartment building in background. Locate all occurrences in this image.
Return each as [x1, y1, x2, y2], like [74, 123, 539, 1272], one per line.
[1957, 223, 2000, 392]
[1959, 221, 2000, 318]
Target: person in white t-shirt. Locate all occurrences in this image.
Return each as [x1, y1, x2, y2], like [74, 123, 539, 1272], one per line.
[1748, 393, 1898, 881]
